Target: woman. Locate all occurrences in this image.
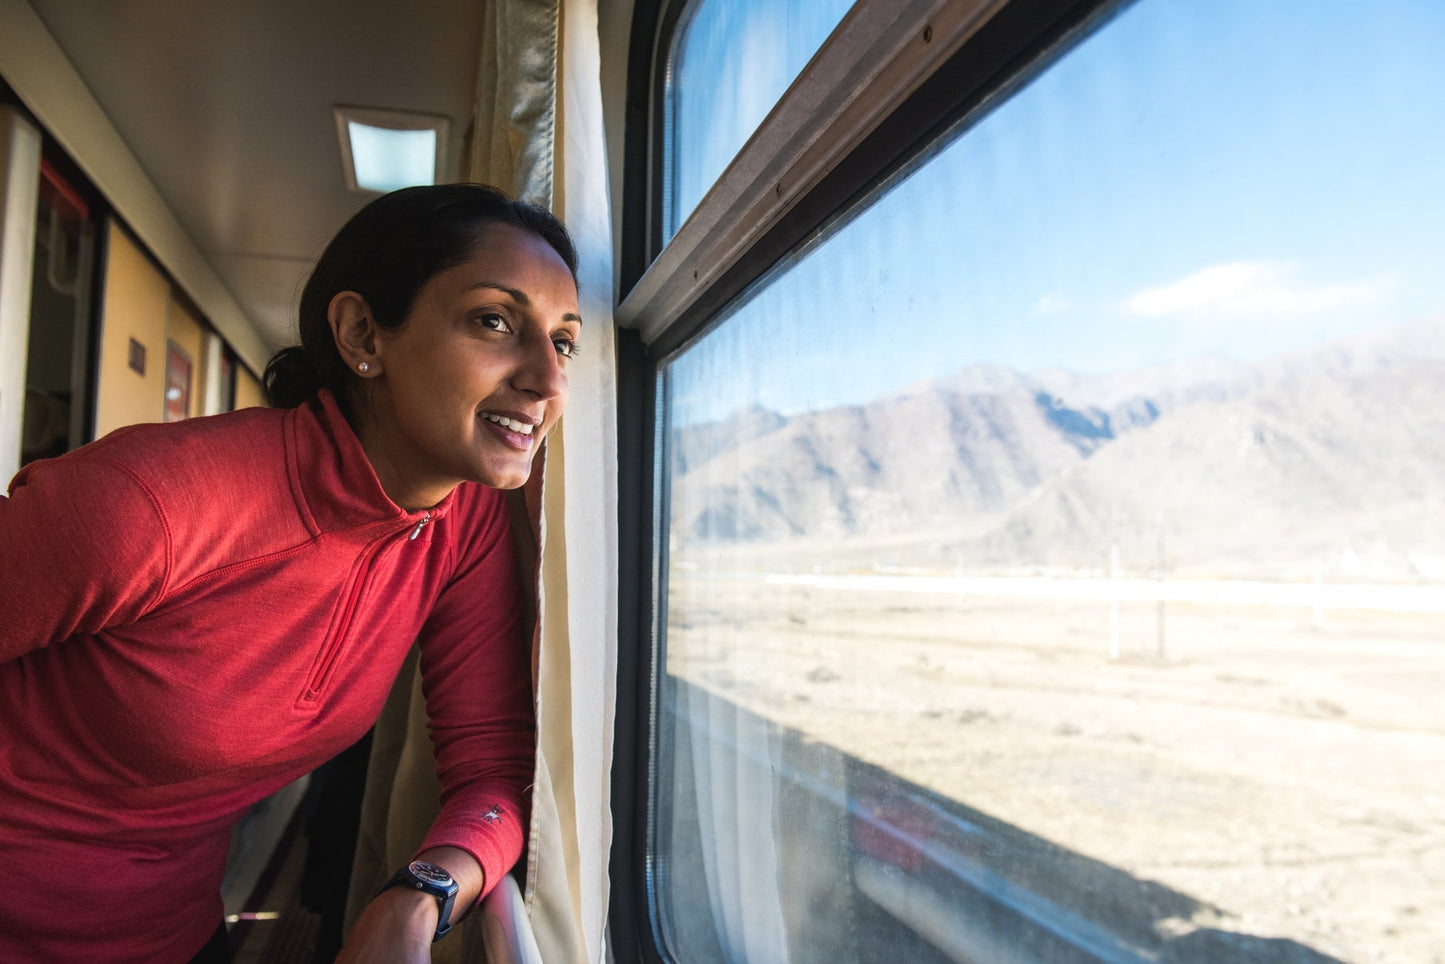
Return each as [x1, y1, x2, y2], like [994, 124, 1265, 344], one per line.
[0, 184, 581, 962]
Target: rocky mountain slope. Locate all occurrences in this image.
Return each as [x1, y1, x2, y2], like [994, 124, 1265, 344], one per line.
[668, 315, 1445, 579]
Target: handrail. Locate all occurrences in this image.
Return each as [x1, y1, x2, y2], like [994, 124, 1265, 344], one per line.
[479, 872, 543, 964]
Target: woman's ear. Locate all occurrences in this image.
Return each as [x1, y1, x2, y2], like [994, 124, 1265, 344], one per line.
[328, 291, 381, 376]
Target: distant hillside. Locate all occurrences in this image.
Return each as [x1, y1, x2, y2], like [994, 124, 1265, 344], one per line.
[668, 315, 1445, 580]
[959, 358, 1445, 578]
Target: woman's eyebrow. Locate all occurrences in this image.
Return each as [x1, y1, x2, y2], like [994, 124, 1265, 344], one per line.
[468, 282, 583, 324]
[468, 281, 527, 302]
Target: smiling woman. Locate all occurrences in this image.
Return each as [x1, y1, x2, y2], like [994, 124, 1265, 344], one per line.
[324, 221, 580, 502]
[0, 183, 578, 963]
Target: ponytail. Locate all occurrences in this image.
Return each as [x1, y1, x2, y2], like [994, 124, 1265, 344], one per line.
[263, 346, 323, 410]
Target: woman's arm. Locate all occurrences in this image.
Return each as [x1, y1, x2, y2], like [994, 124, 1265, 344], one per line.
[410, 486, 536, 897]
[337, 487, 535, 957]
[1, 453, 169, 662]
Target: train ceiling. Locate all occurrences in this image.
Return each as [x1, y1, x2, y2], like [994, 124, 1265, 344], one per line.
[27, 0, 488, 350]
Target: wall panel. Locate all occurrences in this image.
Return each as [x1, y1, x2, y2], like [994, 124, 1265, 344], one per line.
[233, 366, 266, 411]
[94, 222, 167, 437]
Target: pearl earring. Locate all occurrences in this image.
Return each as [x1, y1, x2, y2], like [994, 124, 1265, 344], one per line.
[358, 361, 371, 373]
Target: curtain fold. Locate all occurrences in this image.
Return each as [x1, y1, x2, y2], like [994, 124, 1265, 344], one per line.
[346, 1, 617, 961]
[469, 0, 560, 207]
[686, 685, 789, 963]
[535, 0, 619, 960]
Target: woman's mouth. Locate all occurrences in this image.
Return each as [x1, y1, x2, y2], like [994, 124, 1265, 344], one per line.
[481, 411, 535, 435]
[479, 410, 538, 449]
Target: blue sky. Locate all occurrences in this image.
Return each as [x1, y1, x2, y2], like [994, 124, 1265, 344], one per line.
[668, 0, 853, 236]
[667, 0, 1445, 425]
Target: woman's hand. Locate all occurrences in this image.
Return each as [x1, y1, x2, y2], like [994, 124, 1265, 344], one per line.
[333, 886, 440, 964]
[334, 847, 484, 963]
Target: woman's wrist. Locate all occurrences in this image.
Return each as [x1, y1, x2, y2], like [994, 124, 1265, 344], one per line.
[371, 884, 442, 941]
[413, 845, 485, 920]
[334, 885, 439, 962]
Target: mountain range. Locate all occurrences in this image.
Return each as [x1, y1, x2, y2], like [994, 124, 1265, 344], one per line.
[668, 315, 1445, 580]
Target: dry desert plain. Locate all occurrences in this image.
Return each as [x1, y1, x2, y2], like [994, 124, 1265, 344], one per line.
[665, 561, 1445, 964]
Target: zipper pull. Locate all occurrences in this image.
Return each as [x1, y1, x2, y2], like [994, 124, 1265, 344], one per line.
[409, 513, 432, 541]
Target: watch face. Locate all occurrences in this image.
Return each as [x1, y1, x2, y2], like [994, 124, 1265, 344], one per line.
[409, 860, 454, 885]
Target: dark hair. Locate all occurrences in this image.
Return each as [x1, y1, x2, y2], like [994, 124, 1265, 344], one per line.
[264, 183, 578, 411]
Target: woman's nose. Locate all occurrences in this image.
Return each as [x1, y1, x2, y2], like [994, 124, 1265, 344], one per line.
[512, 333, 567, 399]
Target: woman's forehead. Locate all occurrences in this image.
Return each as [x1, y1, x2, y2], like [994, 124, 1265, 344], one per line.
[443, 233, 580, 319]
[461, 224, 574, 279]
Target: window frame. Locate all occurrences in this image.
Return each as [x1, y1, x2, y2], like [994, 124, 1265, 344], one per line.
[608, 0, 1121, 960]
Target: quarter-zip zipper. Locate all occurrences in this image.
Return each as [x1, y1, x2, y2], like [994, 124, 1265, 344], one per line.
[299, 517, 430, 704]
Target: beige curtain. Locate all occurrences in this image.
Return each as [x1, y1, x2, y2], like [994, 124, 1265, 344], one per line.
[528, 0, 618, 961]
[346, 1, 617, 962]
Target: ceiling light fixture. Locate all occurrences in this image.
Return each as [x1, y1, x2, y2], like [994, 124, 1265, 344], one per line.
[333, 106, 451, 194]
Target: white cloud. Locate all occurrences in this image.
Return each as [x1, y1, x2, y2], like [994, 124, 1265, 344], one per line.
[1034, 293, 1071, 315]
[1126, 261, 1394, 319]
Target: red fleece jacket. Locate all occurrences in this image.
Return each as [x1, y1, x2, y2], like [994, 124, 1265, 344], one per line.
[0, 392, 535, 962]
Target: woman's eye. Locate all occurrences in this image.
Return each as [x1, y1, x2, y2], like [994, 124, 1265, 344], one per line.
[553, 336, 579, 358]
[477, 312, 509, 332]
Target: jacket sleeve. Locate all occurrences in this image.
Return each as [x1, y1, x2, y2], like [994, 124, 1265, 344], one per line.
[413, 488, 536, 900]
[1, 453, 171, 663]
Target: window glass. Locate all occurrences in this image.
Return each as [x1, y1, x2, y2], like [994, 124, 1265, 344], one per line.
[665, 0, 854, 239]
[652, 2, 1445, 962]
[25, 164, 94, 463]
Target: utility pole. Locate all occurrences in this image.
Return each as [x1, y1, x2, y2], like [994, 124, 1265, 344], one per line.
[1109, 504, 1120, 661]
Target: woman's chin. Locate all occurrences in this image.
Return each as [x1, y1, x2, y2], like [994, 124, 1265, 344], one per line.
[472, 461, 533, 491]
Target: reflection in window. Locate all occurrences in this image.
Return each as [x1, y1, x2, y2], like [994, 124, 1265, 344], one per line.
[665, 0, 854, 238]
[652, 1, 1445, 962]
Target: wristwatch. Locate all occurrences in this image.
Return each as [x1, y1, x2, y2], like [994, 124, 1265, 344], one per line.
[381, 859, 459, 942]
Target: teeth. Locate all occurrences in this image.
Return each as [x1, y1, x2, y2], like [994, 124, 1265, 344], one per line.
[482, 412, 535, 435]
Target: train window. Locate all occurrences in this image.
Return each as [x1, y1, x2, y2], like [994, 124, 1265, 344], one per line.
[663, 0, 854, 240]
[642, 1, 1445, 963]
[24, 157, 96, 464]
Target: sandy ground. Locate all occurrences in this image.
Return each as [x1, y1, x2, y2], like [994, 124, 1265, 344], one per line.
[664, 566, 1445, 964]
